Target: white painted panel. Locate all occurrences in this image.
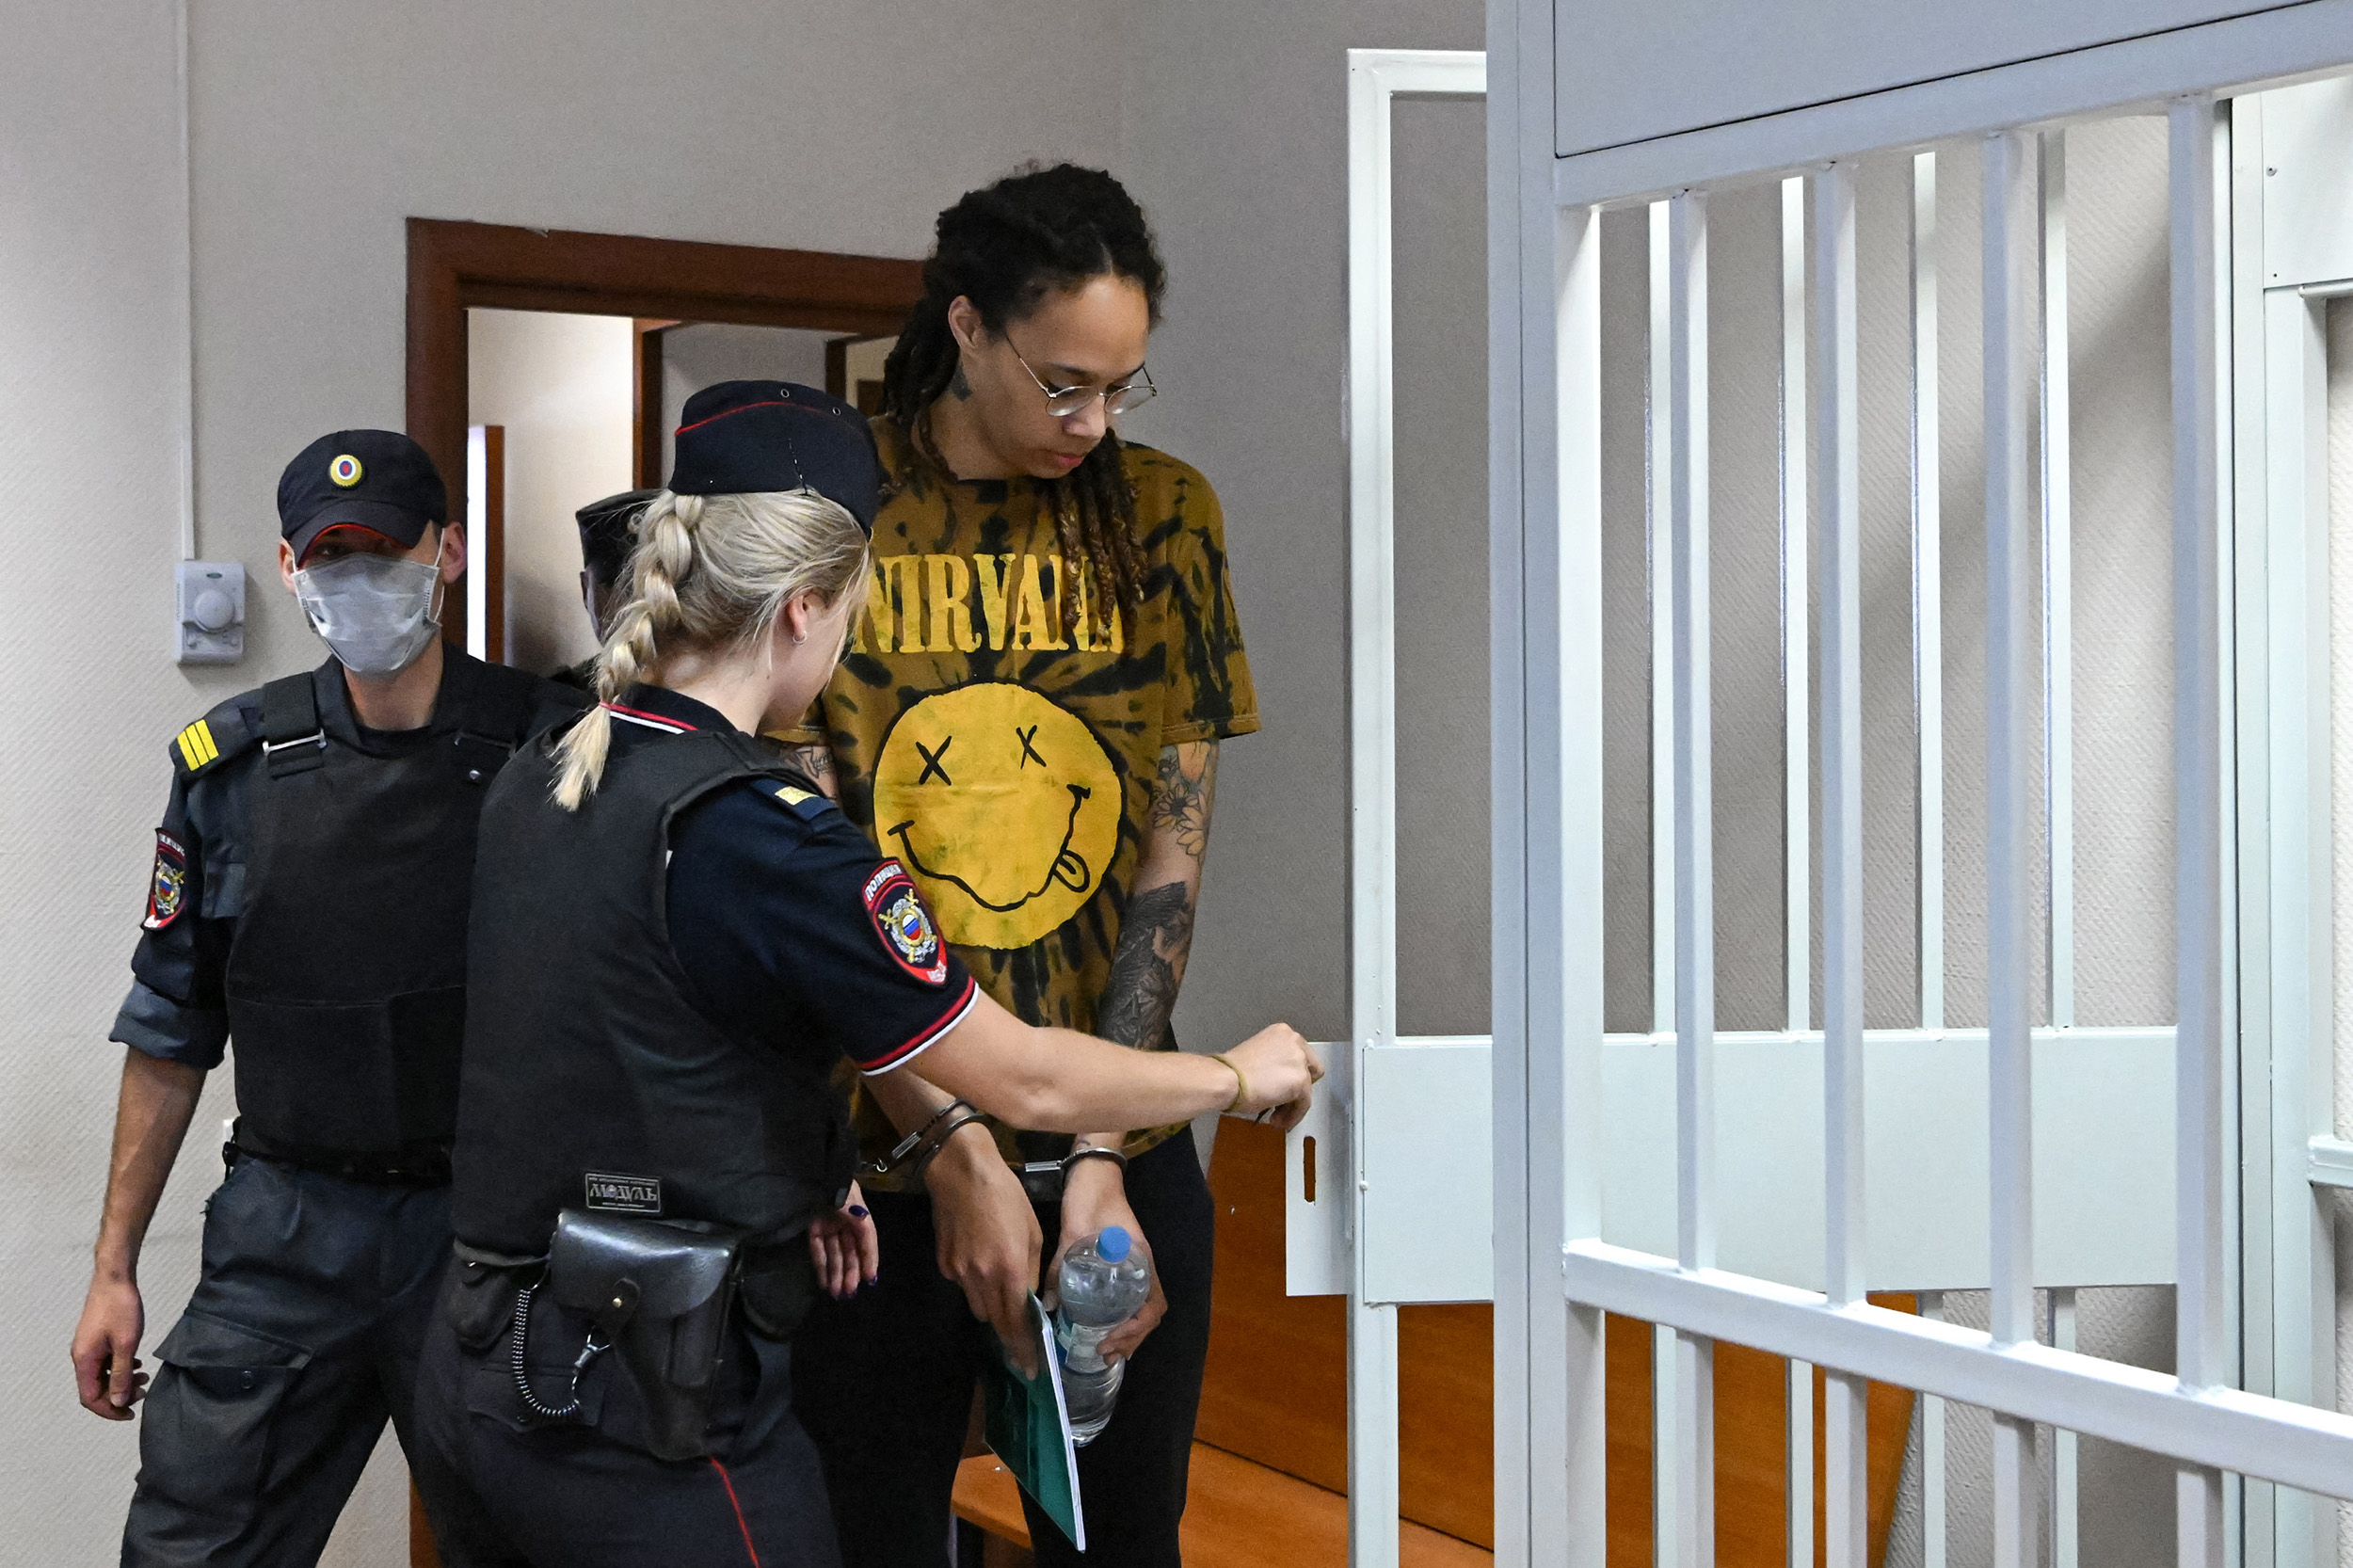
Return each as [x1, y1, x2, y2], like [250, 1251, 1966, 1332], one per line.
[1362, 1037, 1495, 1304]
[1334, 1028, 2172, 1303]
[2261, 74, 2353, 288]
[1553, 0, 2294, 156]
[1601, 1030, 2177, 1291]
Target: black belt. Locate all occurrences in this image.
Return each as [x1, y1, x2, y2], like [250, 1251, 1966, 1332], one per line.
[224, 1134, 453, 1188]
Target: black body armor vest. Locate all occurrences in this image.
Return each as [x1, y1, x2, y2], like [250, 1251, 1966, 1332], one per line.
[452, 725, 853, 1256]
[224, 653, 548, 1160]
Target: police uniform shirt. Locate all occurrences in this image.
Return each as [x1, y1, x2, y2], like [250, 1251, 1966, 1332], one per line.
[110, 655, 587, 1069]
[612, 684, 980, 1076]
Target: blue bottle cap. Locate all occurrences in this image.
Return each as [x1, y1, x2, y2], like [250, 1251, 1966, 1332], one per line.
[1097, 1225, 1131, 1261]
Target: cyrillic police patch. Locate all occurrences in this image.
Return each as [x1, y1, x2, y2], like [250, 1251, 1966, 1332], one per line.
[862, 860, 949, 984]
[584, 1171, 663, 1215]
[142, 831, 188, 930]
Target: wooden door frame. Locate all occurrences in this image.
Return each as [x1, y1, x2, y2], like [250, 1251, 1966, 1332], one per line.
[405, 217, 921, 651]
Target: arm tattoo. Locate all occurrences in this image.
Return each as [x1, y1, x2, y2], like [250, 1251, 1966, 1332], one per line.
[1146, 744, 1217, 861]
[1097, 882, 1195, 1050]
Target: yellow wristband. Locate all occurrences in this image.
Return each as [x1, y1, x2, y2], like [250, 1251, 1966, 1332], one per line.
[1211, 1052, 1248, 1114]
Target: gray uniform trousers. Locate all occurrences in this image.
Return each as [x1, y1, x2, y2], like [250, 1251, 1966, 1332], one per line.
[122, 1154, 450, 1568]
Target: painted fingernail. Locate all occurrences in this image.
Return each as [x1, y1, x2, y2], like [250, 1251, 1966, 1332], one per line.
[848, 1205, 870, 1219]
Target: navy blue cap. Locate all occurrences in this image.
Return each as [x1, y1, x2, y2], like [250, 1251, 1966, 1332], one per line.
[575, 488, 657, 587]
[279, 429, 448, 564]
[667, 381, 881, 534]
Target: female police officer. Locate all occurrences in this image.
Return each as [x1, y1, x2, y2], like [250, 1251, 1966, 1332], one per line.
[410, 381, 1319, 1568]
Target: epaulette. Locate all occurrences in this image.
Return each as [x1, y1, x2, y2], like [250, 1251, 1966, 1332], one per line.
[168, 694, 261, 778]
[763, 779, 839, 824]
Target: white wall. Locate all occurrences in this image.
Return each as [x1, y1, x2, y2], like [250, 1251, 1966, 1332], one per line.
[1115, 0, 1485, 1064]
[0, 6, 247, 1562]
[0, 3, 1127, 1561]
[469, 309, 634, 675]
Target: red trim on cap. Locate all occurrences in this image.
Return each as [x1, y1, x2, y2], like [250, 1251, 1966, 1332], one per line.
[858, 976, 980, 1076]
[296, 522, 404, 566]
[673, 397, 856, 438]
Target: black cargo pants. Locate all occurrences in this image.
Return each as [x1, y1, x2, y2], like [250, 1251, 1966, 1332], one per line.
[121, 1154, 450, 1568]
[408, 1267, 842, 1568]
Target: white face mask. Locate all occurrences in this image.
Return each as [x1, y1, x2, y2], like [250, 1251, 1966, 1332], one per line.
[292, 537, 445, 677]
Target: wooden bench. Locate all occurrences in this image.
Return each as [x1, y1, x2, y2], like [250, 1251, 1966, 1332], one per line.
[952, 1119, 1920, 1567]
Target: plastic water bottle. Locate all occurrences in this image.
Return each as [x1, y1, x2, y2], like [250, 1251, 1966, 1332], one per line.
[1054, 1225, 1152, 1445]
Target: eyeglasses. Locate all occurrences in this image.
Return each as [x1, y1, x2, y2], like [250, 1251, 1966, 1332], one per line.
[1007, 337, 1157, 419]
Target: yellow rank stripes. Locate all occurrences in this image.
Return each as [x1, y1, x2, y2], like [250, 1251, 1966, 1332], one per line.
[175, 720, 219, 771]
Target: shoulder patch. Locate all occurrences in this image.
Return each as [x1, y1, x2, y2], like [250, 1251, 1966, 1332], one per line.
[168, 700, 257, 777]
[768, 780, 838, 823]
[142, 831, 189, 930]
[174, 719, 220, 772]
[862, 860, 950, 984]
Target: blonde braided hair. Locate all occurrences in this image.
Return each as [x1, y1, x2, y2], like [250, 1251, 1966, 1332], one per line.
[552, 488, 870, 809]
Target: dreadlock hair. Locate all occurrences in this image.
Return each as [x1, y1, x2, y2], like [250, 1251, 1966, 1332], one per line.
[551, 488, 871, 810]
[880, 163, 1166, 633]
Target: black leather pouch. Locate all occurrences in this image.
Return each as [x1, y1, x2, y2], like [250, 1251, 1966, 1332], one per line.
[445, 1257, 520, 1351]
[546, 1208, 745, 1462]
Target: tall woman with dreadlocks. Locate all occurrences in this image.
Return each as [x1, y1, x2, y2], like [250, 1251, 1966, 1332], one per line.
[781, 165, 1259, 1567]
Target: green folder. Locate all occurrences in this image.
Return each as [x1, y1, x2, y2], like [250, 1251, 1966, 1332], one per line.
[981, 1293, 1086, 1553]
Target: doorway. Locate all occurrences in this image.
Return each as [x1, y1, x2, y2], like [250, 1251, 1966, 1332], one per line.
[464, 312, 899, 675]
[405, 217, 920, 662]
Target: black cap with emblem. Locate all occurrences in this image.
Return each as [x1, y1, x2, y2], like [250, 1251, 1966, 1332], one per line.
[279, 429, 450, 566]
[666, 380, 882, 535]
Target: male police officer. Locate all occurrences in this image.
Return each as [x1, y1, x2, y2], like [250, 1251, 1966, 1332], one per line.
[553, 488, 656, 690]
[70, 429, 587, 1566]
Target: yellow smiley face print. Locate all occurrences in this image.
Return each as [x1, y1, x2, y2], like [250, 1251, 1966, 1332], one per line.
[870, 682, 1122, 950]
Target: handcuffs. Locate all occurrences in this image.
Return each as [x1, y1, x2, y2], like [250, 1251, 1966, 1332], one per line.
[866, 1096, 1128, 1203]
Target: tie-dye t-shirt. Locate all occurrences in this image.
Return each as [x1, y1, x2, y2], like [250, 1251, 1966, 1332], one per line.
[787, 419, 1259, 1183]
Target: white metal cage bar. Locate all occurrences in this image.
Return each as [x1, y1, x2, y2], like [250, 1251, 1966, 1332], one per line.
[1910, 148, 1952, 1568]
[2050, 1288, 2082, 1568]
[1919, 1291, 1949, 1568]
[1913, 149, 1947, 1034]
[1344, 49, 1489, 1568]
[1782, 174, 1811, 1038]
[2041, 129, 2079, 1033]
[2170, 92, 2232, 1568]
[1984, 122, 2042, 1568]
[1814, 152, 1872, 1568]
[1650, 199, 1677, 1038]
[2255, 127, 2341, 1568]
[1665, 185, 1717, 1567]
[1779, 168, 1816, 1568]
